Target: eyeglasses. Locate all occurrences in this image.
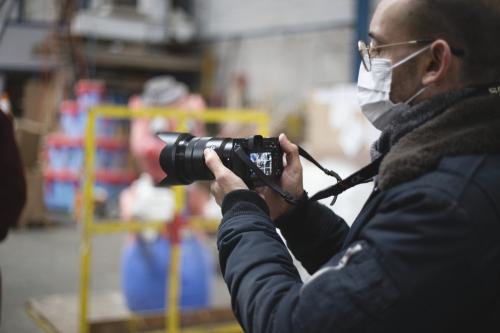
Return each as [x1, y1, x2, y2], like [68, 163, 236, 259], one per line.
[358, 39, 466, 72]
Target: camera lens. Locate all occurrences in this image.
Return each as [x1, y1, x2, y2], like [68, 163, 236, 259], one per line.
[158, 132, 233, 186]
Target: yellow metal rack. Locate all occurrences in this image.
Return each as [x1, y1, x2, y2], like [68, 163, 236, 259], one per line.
[79, 106, 270, 333]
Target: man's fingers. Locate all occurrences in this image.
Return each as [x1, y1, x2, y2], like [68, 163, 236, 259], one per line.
[254, 186, 269, 198]
[279, 133, 300, 168]
[255, 189, 266, 201]
[279, 133, 298, 154]
[210, 181, 219, 195]
[209, 181, 222, 205]
[254, 186, 265, 195]
[204, 149, 228, 179]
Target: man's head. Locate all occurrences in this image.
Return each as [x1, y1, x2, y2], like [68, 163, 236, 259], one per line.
[369, 0, 500, 104]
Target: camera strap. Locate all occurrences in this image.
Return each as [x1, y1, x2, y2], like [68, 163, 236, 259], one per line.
[298, 147, 343, 181]
[234, 147, 302, 205]
[234, 145, 381, 206]
[308, 156, 382, 205]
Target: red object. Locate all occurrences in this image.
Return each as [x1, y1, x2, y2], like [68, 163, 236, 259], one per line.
[95, 170, 137, 185]
[75, 79, 106, 96]
[169, 214, 185, 245]
[46, 133, 83, 148]
[129, 114, 171, 183]
[43, 169, 80, 183]
[44, 169, 136, 185]
[96, 137, 129, 150]
[47, 133, 128, 150]
[60, 100, 79, 115]
[128, 94, 207, 183]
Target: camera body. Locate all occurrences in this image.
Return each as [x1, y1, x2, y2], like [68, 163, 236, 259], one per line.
[158, 132, 283, 187]
[230, 136, 283, 186]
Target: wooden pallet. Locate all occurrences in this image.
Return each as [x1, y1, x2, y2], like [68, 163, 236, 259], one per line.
[26, 292, 242, 333]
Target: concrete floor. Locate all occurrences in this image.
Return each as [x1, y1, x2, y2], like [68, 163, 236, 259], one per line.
[0, 157, 372, 333]
[0, 225, 230, 333]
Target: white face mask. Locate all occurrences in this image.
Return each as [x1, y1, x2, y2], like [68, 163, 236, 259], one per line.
[357, 45, 431, 130]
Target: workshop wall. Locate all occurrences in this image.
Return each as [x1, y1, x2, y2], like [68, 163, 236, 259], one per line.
[194, 0, 355, 120]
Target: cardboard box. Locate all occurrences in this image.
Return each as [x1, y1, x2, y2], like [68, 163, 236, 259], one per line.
[304, 97, 344, 158]
[304, 85, 379, 162]
[19, 167, 47, 226]
[21, 73, 65, 131]
[15, 121, 43, 169]
[16, 70, 67, 169]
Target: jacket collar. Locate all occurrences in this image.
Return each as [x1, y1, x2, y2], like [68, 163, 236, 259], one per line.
[373, 91, 500, 191]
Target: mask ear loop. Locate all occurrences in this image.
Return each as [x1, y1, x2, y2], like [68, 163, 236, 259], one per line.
[391, 44, 432, 69]
[392, 44, 432, 105]
[405, 86, 429, 105]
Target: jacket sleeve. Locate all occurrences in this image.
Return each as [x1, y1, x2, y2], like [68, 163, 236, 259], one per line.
[217, 186, 477, 333]
[0, 112, 26, 241]
[273, 194, 349, 274]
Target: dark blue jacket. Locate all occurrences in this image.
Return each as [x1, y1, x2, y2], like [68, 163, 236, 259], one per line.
[217, 154, 500, 332]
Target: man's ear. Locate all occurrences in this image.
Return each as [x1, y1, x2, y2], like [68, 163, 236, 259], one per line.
[422, 39, 452, 86]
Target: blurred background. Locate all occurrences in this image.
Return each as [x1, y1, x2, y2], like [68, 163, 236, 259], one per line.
[0, 0, 380, 332]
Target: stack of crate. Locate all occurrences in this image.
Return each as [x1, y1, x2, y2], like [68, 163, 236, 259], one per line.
[43, 80, 136, 218]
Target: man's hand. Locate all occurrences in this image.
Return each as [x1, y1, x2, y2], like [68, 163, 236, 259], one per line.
[256, 133, 304, 221]
[204, 149, 248, 206]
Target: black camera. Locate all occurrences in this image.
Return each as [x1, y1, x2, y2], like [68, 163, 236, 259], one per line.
[158, 132, 283, 187]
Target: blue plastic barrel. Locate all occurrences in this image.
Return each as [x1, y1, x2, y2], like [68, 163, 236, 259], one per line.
[121, 234, 214, 313]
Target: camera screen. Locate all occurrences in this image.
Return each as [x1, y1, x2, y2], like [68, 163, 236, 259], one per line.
[250, 152, 273, 176]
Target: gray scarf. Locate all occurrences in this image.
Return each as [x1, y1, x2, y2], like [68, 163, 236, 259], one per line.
[372, 89, 500, 191]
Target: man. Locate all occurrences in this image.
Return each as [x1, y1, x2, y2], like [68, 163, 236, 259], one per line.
[204, 0, 500, 332]
[0, 103, 26, 241]
[0, 97, 26, 324]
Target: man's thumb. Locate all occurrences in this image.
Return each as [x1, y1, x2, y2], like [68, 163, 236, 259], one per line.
[279, 133, 298, 156]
